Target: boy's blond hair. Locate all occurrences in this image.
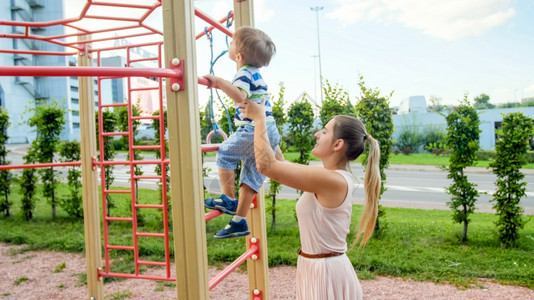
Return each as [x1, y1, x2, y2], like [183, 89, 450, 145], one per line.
[233, 27, 276, 68]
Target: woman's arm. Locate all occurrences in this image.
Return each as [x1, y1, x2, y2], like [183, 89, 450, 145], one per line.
[203, 74, 247, 104]
[243, 100, 346, 200]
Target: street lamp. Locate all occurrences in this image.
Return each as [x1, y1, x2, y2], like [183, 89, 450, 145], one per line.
[310, 6, 324, 103]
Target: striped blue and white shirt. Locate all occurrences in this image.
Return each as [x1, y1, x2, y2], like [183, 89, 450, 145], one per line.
[232, 65, 274, 126]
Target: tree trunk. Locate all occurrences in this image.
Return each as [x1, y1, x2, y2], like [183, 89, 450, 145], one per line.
[462, 204, 468, 242]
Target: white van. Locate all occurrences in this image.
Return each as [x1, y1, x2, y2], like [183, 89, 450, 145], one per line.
[398, 96, 428, 114]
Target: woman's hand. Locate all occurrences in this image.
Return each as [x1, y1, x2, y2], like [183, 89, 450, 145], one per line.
[241, 98, 266, 121]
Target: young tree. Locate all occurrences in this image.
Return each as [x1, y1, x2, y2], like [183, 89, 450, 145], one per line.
[28, 101, 65, 218]
[287, 96, 315, 165]
[490, 112, 534, 247]
[20, 150, 37, 220]
[445, 95, 480, 242]
[355, 75, 394, 233]
[59, 140, 83, 218]
[96, 110, 117, 216]
[319, 80, 350, 127]
[266, 86, 286, 230]
[0, 108, 11, 217]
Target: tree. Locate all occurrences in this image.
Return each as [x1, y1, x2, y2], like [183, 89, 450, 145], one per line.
[0, 107, 11, 217]
[490, 112, 534, 247]
[287, 96, 315, 165]
[445, 94, 480, 242]
[355, 75, 394, 233]
[473, 93, 495, 109]
[96, 110, 117, 216]
[319, 80, 351, 127]
[60, 140, 83, 218]
[20, 150, 37, 220]
[428, 95, 446, 113]
[27, 101, 65, 218]
[266, 86, 286, 230]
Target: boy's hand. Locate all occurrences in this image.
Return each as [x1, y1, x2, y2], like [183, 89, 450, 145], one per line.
[202, 74, 217, 89]
[241, 98, 266, 121]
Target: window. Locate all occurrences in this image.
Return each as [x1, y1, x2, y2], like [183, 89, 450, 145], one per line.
[71, 98, 79, 104]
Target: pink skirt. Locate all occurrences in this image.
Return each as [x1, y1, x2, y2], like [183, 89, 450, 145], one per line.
[296, 254, 362, 300]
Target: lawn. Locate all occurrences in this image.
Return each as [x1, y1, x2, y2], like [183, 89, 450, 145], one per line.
[1, 184, 533, 289]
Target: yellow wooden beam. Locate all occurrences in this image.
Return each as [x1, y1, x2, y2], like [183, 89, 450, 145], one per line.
[78, 35, 104, 299]
[161, 0, 209, 299]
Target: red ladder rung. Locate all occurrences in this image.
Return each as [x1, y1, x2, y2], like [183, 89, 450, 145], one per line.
[131, 115, 159, 121]
[135, 204, 164, 209]
[133, 175, 162, 180]
[104, 189, 132, 194]
[102, 132, 128, 137]
[130, 86, 158, 92]
[136, 232, 165, 237]
[101, 103, 127, 108]
[129, 57, 159, 63]
[107, 245, 135, 251]
[105, 216, 133, 222]
[205, 210, 223, 221]
[131, 145, 161, 151]
[138, 260, 167, 266]
[201, 144, 220, 153]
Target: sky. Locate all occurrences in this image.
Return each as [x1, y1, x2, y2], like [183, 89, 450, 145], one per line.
[64, 0, 534, 109]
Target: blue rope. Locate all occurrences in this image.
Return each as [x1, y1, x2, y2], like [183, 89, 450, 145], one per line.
[207, 11, 234, 136]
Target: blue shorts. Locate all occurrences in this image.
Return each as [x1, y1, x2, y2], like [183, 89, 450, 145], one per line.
[216, 122, 280, 193]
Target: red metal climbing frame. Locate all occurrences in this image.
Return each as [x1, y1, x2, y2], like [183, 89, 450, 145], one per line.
[0, 0, 263, 296]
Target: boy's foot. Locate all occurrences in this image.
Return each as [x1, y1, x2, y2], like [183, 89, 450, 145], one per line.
[204, 194, 237, 215]
[214, 219, 250, 239]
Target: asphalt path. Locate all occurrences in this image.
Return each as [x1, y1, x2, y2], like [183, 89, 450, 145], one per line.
[5, 144, 534, 214]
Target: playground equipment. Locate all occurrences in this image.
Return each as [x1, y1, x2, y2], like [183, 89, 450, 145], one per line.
[0, 1, 269, 299]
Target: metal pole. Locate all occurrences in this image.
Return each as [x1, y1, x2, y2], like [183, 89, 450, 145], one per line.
[311, 6, 324, 103]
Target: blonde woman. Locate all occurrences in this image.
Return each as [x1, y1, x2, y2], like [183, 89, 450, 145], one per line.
[243, 99, 381, 299]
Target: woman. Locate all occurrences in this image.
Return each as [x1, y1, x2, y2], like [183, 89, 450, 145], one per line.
[242, 99, 381, 299]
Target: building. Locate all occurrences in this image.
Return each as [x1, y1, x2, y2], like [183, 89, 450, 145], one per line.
[393, 106, 534, 150]
[397, 95, 428, 114]
[0, 0, 69, 143]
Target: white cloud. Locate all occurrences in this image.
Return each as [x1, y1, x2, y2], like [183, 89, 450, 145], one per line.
[327, 0, 516, 40]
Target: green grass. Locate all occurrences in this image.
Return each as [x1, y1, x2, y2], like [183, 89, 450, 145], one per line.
[1, 186, 533, 289]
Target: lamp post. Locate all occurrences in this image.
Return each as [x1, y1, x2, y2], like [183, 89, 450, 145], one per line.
[310, 6, 324, 103]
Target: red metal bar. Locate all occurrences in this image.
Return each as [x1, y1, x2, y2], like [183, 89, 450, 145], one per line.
[195, 8, 234, 38]
[0, 161, 81, 170]
[0, 49, 77, 56]
[101, 132, 128, 137]
[0, 66, 181, 79]
[105, 217, 133, 222]
[135, 204, 164, 209]
[131, 145, 161, 151]
[138, 260, 166, 266]
[198, 76, 211, 87]
[205, 210, 223, 222]
[101, 103, 128, 108]
[132, 175, 162, 180]
[196, 11, 234, 40]
[209, 243, 260, 290]
[95, 159, 170, 166]
[107, 245, 135, 251]
[98, 272, 175, 281]
[104, 190, 132, 194]
[136, 232, 165, 237]
[131, 116, 159, 120]
[130, 57, 159, 63]
[201, 144, 220, 153]
[130, 87, 159, 92]
[91, 1, 156, 10]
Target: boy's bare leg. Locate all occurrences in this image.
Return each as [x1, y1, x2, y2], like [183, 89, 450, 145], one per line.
[219, 168, 236, 198]
[236, 184, 256, 217]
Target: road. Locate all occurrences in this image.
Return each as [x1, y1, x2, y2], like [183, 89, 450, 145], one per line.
[5, 144, 534, 214]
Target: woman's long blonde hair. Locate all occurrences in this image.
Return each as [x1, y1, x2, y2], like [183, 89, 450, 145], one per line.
[333, 116, 381, 248]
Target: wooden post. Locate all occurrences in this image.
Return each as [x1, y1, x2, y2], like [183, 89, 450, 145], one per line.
[78, 35, 104, 299]
[161, 0, 209, 299]
[233, 1, 270, 299]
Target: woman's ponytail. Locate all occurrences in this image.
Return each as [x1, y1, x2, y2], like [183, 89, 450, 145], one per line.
[352, 135, 380, 248]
